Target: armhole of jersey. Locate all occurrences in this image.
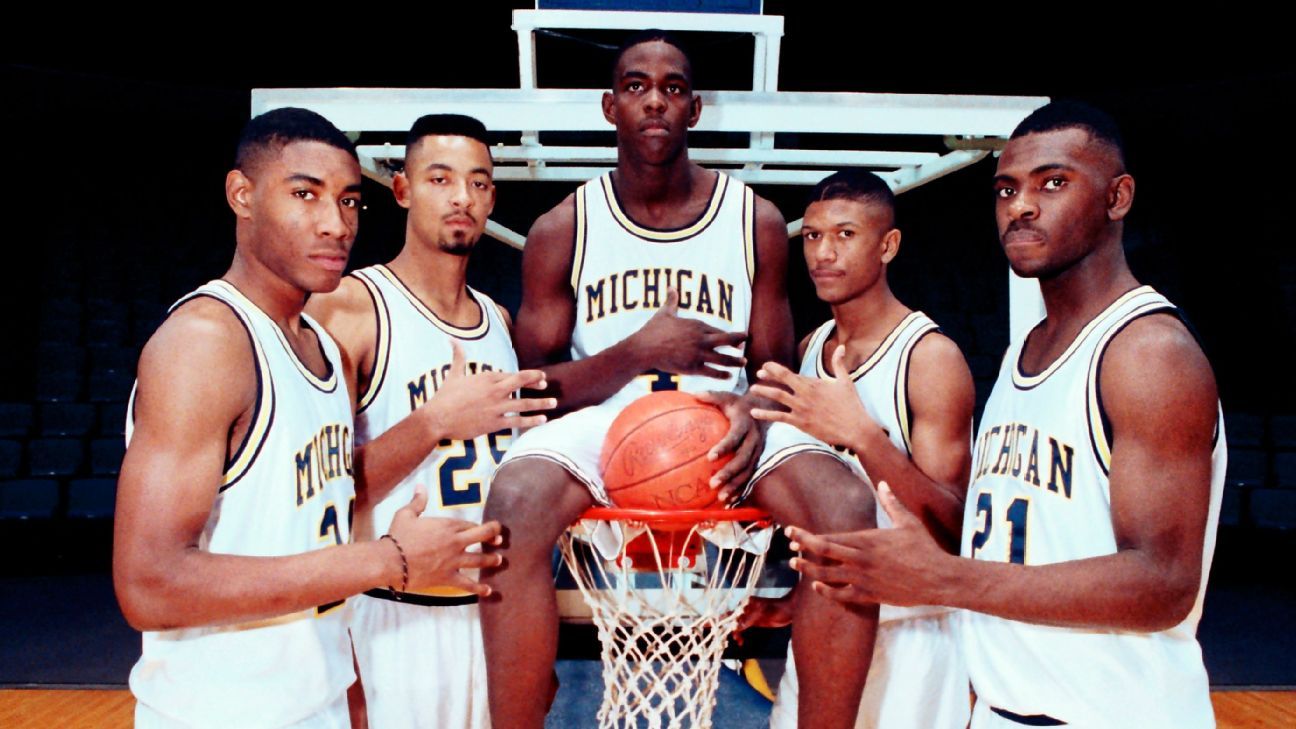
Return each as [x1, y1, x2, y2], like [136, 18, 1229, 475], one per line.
[352, 271, 391, 415]
[742, 185, 756, 286]
[569, 185, 588, 293]
[125, 381, 139, 446]
[894, 322, 940, 456]
[1085, 304, 1178, 475]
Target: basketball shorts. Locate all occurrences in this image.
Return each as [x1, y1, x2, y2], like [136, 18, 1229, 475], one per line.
[750, 421, 850, 489]
[769, 611, 969, 729]
[134, 692, 349, 729]
[350, 594, 488, 729]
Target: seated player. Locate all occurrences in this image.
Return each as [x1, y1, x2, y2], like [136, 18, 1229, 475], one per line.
[114, 107, 503, 729]
[479, 32, 879, 729]
[787, 101, 1226, 728]
[743, 169, 975, 729]
[307, 113, 554, 729]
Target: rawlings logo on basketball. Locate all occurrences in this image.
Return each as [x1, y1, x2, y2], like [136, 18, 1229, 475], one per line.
[599, 391, 734, 511]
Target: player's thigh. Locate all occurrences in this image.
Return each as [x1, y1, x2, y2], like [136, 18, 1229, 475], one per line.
[749, 436, 871, 530]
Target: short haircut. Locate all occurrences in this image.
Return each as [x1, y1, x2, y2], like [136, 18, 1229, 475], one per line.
[1010, 100, 1127, 171]
[234, 107, 356, 172]
[611, 29, 694, 87]
[406, 113, 491, 151]
[807, 169, 897, 227]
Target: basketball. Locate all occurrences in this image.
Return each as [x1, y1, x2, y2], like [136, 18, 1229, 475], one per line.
[599, 391, 733, 510]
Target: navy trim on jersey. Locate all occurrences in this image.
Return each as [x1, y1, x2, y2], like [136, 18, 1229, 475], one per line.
[1012, 286, 1154, 392]
[374, 264, 490, 341]
[352, 270, 393, 415]
[989, 706, 1066, 726]
[364, 587, 478, 607]
[894, 326, 939, 457]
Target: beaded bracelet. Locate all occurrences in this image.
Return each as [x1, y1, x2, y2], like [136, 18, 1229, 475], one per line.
[380, 534, 408, 596]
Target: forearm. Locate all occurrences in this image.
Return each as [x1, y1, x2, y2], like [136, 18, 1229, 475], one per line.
[851, 426, 964, 551]
[934, 548, 1198, 632]
[536, 336, 649, 414]
[354, 410, 441, 507]
[117, 539, 399, 631]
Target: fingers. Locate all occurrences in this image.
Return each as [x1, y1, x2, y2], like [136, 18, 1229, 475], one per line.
[877, 482, 922, 529]
[755, 362, 798, 387]
[828, 345, 851, 380]
[505, 414, 549, 430]
[404, 486, 429, 517]
[811, 581, 874, 607]
[509, 396, 558, 414]
[446, 340, 466, 381]
[785, 525, 836, 558]
[500, 369, 548, 392]
[700, 350, 747, 370]
[691, 390, 736, 407]
[749, 383, 795, 408]
[710, 330, 749, 348]
[710, 428, 758, 485]
[707, 412, 749, 462]
[443, 572, 494, 598]
[749, 407, 793, 424]
[454, 520, 504, 549]
[455, 551, 505, 570]
[659, 287, 680, 316]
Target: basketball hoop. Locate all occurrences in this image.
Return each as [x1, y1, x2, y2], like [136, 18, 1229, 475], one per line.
[559, 506, 773, 729]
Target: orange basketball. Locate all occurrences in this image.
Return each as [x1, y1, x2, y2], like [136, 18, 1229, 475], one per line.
[600, 391, 733, 511]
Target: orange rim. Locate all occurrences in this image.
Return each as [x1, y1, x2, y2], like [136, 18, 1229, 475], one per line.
[577, 507, 771, 526]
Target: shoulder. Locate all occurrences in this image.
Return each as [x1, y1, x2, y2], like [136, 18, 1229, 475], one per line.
[750, 191, 787, 231]
[910, 329, 968, 371]
[1101, 312, 1217, 409]
[307, 275, 376, 323]
[907, 329, 974, 409]
[136, 296, 258, 411]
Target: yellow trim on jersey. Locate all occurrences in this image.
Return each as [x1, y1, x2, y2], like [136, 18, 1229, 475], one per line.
[570, 183, 588, 292]
[600, 171, 729, 242]
[351, 270, 392, 413]
[815, 312, 926, 381]
[743, 186, 756, 285]
[894, 319, 939, 456]
[1012, 286, 1155, 389]
[410, 585, 476, 599]
[208, 280, 339, 393]
[220, 304, 275, 489]
[1084, 297, 1174, 473]
[370, 265, 490, 340]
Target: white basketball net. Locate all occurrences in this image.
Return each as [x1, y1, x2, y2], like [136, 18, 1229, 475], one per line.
[559, 513, 771, 729]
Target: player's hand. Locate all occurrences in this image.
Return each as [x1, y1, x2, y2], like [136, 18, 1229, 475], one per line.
[631, 288, 747, 379]
[422, 341, 556, 441]
[749, 345, 880, 451]
[694, 390, 763, 504]
[385, 487, 504, 596]
[785, 482, 952, 608]
[734, 594, 794, 635]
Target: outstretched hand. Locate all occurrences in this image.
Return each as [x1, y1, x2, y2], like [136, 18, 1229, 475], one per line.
[386, 487, 504, 597]
[425, 340, 556, 441]
[786, 482, 954, 609]
[694, 390, 763, 504]
[750, 345, 877, 451]
[632, 288, 748, 379]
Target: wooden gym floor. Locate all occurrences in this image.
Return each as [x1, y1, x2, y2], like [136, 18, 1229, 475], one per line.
[2, 688, 1294, 728]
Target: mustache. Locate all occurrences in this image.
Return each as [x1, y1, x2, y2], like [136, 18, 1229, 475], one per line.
[1005, 220, 1042, 235]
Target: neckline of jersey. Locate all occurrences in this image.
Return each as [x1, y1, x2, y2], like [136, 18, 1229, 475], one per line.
[371, 264, 490, 340]
[815, 311, 927, 382]
[210, 279, 338, 393]
[1011, 285, 1155, 390]
[601, 170, 727, 242]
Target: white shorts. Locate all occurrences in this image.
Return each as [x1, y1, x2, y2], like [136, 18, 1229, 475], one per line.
[351, 594, 488, 729]
[768, 611, 969, 729]
[750, 421, 849, 488]
[135, 693, 349, 729]
[498, 403, 619, 504]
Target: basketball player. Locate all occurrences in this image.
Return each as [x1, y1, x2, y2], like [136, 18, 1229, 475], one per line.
[787, 101, 1226, 728]
[306, 114, 554, 729]
[479, 32, 878, 729]
[742, 169, 974, 729]
[113, 107, 505, 729]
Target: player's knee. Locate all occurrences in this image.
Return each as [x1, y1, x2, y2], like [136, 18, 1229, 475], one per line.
[807, 474, 875, 533]
[485, 459, 591, 553]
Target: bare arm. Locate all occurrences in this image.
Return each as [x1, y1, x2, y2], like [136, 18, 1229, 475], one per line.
[851, 333, 973, 550]
[515, 196, 746, 414]
[113, 300, 502, 632]
[788, 314, 1218, 631]
[309, 279, 552, 508]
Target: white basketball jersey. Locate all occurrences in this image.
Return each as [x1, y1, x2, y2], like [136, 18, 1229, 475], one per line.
[127, 279, 357, 728]
[352, 265, 518, 534]
[961, 286, 1225, 727]
[570, 171, 754, 408]
[803, 311, 952, 623]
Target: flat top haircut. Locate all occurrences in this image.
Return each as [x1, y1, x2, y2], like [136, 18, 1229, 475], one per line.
[808, 169, 897, 228]
[405, 114, 492, 160]
[1010, 100, 1128, 172]
[234, 107, 357, 174]
[611, 29, 695, 87]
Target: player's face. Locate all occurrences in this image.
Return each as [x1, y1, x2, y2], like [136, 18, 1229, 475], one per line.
[238, 141, 362, 294]
[802, 198, 898, 306]
[603, 41, 701, 165]
[993, 128, 1123, 280]
[397, 135, 496, 256]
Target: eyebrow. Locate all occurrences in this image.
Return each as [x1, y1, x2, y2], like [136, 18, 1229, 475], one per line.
[420, 162, 493, 177]
[286, 174, 324, 186]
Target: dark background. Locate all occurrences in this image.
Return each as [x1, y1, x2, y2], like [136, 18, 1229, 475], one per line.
[3, 2, 1294, 689]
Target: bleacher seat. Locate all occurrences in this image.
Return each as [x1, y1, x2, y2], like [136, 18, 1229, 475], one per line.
[89, 345, 137, 375]
[1223, 413, 1265, 449]
[35, 366, 83, 402]
[87, 370, 134, 403]
[1250, 490, 1296, 530]
[1272, 415, 1296, 450]
[0, 403, 34, 438]
[90, 438, 126, 476]
[84, 319, 129, 346]
[1226, 449, 1268, 489]
[37, 315, 81, 344]
[67, 478, 116, 519]
[98, 402, 129, 437]
[1274, 452, 1296, 489]
[0, 479, 59, 520]
[27, 438, 84, 477]
[0, 440, 23, 478]
[37, 402, 96, 437]
[36, 343, 86, 373]
[1220, 484, 1246, 527]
